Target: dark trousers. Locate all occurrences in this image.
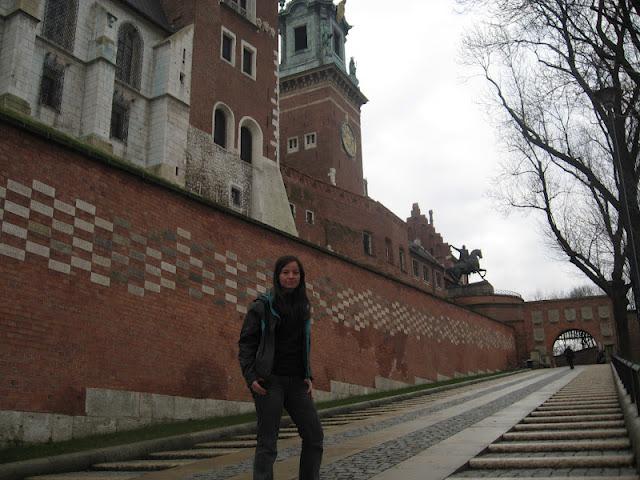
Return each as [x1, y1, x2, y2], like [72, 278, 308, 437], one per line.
[252, 375, 324, 480]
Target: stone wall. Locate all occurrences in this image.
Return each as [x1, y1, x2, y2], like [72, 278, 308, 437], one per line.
[0, 118, 517, 446]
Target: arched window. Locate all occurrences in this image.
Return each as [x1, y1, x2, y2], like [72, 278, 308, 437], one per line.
[240, 126, 252, 163]
[214, 109, 227, 148]
[116, 23, 143, 89]
[42, 0, 78, 51]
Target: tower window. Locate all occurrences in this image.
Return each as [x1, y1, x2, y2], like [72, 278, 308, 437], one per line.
[435, 271, 443, 288]
[214, 108, 227, 148]
[305, 210, 315, 224]
[333, 29, 343, 58]
[412, 260, 420, 278]
[39, 54, 65, 112]
[240, 126, 253, 163]
[294, 25, 308, 52]
[304, 132, 317, 149]
[363, 232, 373, 256]
[287, 137, 299, 153]
[221, 28, 236, 65]
[241, 41, 256, 79]
[110, 91, 130, 142]
[42, 0, 78, 51]
[116, 23, 143, 89]
[289, 203, 296, 217]
[399, 248, 406, 272]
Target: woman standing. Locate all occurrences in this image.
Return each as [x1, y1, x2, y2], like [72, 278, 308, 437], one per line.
[238, 255, 324, 480]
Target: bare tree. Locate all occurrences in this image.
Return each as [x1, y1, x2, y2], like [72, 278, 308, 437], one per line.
[459, 0, 640, 357]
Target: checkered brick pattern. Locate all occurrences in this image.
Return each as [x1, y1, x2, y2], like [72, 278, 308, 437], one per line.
[0, 176, 514, 351]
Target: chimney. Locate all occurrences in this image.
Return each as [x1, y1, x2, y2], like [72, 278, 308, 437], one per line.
[429, 209, 433, 225]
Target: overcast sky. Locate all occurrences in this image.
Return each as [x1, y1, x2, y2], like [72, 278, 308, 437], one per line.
[340, 0, 595, 300]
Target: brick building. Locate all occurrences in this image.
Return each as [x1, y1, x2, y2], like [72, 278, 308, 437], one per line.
[0, 0, 295, 234]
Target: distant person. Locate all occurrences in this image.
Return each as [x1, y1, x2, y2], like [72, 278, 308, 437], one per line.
[564, 346, 575, 369]
[239, 255, 323, 480]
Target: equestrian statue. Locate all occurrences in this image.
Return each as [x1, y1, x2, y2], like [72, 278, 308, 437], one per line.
[447, 244, 486, 283]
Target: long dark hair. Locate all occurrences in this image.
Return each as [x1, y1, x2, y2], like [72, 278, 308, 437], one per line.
[272, 255, 309, 320]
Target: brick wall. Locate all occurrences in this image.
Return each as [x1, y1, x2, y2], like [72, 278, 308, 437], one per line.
[0, 119, 516, 438]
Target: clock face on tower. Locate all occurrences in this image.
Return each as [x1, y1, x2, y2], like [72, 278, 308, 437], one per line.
[340, 122, 357, 158]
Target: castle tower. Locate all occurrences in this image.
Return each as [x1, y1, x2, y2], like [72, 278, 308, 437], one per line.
[279, 0, 368, 196]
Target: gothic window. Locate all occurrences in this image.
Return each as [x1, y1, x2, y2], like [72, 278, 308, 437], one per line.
[110, 91, 130, 142]
[116, 23, 143, 89]
[42, 0, 78, 51]
[214, 109, 227, 148]
[294, 25, 308, 52]
[39, 54, 65, 111]
[363, 232, 373, 256]
[240, 126, 253, 163]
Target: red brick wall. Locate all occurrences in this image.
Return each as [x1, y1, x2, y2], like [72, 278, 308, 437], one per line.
[0, 121, 516, 416]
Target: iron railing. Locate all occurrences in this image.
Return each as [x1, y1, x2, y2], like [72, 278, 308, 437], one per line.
[612, 354, 640, 416]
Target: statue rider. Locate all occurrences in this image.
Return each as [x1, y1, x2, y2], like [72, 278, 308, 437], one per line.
[451, 244, 470, 264]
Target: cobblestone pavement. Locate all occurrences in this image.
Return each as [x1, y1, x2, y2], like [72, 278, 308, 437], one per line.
[187, 370, 569, 480]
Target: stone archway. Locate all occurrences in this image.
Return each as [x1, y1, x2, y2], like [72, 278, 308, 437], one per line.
[552, 328, 601, 366]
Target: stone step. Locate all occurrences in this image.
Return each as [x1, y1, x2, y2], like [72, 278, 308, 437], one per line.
[549, 395, 618, 401]
[522, 413, 622, 423]
[448, 476, 640, 480]
[26, 473, 142, 480]
[91, 460, 196, 471]
[487, 438, 630, 452]
[195, 440, 257, 448]
[530, 408, 620, 416]
[536, 403, 619, 410]
[147, 449, 240, 459]
[320, 420, 352, 426]
[513, 420, 625, 430]
[503, 428, 628, 441]
[468, 453, 634, 469]
[232, 432, 299, 440]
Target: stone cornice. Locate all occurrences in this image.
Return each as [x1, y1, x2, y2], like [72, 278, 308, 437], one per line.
[280, 64, 368, 109]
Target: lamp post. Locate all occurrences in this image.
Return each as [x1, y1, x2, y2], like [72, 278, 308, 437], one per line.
[594, 86, 640, 323]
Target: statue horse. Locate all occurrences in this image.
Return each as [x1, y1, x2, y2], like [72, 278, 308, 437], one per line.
[447, 248, 487, 282]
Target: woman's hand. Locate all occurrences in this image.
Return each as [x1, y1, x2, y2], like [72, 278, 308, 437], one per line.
[251, 379, 267, 396]
[304, 378, 313, 398]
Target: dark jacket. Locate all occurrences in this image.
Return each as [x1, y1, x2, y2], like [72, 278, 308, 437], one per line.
[238, 292, 312, 387]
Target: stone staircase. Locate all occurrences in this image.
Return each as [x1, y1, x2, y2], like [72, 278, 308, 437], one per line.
[450, 365, 639, 479]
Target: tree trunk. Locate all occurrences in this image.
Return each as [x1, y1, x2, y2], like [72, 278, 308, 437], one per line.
[611, 287, 631, 358]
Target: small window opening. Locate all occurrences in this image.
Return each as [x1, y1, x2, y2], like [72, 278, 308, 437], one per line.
[289, 203, 296, 217]
[294, 25, 308, 52]
[230, 186, 241, 207]
[110, 91, 130, 142]
[304, 132, 316, 149]
[423, 266, 430, 283]
[412, 260, 420, 278]
[363, 231, 373, 256]
[242, 46, 254, 76]
[222, 32, 234, 63]
[305, 210, 315, 224]
[333, 29, 342, 58]
[385, 238, 393, 263]
[399, 248, 406, 272]
[287, 137, 299, 153]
